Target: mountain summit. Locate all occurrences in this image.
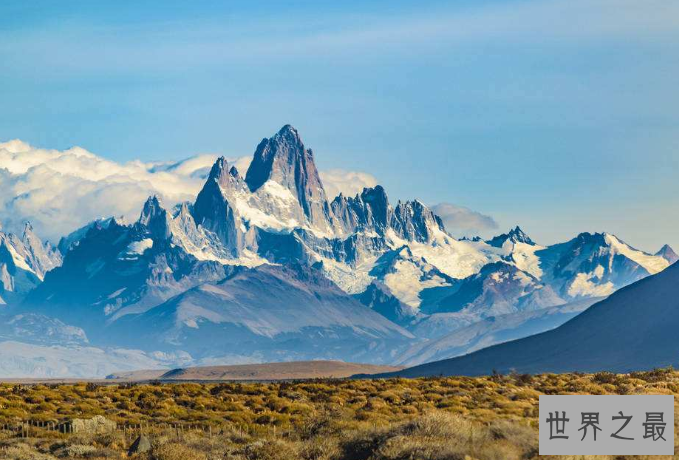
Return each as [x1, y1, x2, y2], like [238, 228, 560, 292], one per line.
[192, 157, 244, 255]
[656, 244, 679, 264]
[486, 226, 535, 248]
[245, 125, 333, 231]
[0, 224, 61, 305]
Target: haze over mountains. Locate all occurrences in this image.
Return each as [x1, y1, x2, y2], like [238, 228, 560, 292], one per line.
[0, 125, 674, 377]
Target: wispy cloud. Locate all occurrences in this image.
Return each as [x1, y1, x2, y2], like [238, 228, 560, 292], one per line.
[0, 140, 218, 241]
[2, 0, 677, 77]
[431, 203, 498, 238]
[320, 169, 378, 199]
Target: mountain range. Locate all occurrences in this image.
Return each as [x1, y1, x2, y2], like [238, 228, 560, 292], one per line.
[375, 259, 679, 377]
[0, 223, 61, 305]
[0, 125, 674, 377]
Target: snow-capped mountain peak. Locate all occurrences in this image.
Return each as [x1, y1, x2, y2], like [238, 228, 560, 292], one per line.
[138, 195, 171, 240]
[19, 222, 61, 276]
[245, 125, 309, 192]
[245, 125, 317, 192]
[207, 156, 230, 186]
[191, 157, 245, 256]
[330, 185, 391, 236]
[245, 125, 333, 232]
[205, 156, 243, 192]
[139, 195, 164, 224]
[656, 244, 679, 264]
[530, 231, 670, 300]
[432, 260, 564, 319]
[487, 226, 535, 248]
[0, 225, 62, 305]
[602, 233, 669, 275]
[391, 200, 447, 244]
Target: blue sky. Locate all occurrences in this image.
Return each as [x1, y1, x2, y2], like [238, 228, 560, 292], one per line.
[1, 0, 678, 252]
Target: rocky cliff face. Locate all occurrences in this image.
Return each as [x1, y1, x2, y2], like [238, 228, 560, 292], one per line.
[330, 186, 391, 236]
[486, 226, 535, 248]
[0, 224, 62, 305]
[330, 187, 445, 244]
[391, 200, 446, 243]
[20, 223, 62, 279]
[245, 125, 334, 233]
[192, 157, 245, 257]
[138, 196, 172, 241]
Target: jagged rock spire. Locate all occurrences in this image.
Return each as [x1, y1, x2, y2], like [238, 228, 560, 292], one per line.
[508, 226, 534, 244]
[390, 200, 446, 243]
[139, 196, 162, 225]
[245, 125, 332, 229]
[487, 226, 535, 248]
[1, 221, 62, 283]
[330, 186, 446, 243]
[361, 186, 390, 230]
[138, 195, 171, 240]
[208, 156, 229, 185]
[20, 221, 60, 269]
[330, 185, 391, 236]
[246, 125, 309, 192]
[21, 221, 38, 246]
[205, 157, 243, 191]
[192, 158, 244, 257]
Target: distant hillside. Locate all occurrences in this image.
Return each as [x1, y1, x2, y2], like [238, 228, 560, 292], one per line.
[108, 360, 403, 381]
[397, 297, 603, 366]
[370, 262, 679, 377]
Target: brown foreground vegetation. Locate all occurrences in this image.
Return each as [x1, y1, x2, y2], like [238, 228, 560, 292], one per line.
[0, 368, 678, 459]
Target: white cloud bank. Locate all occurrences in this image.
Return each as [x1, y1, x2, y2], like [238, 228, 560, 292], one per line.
[319, 169, 379, 200]
[0, 140, 381, 242]
[0, 140, 496, 243]
[0, 140, 227, 242]
[431, 203, 499, 238]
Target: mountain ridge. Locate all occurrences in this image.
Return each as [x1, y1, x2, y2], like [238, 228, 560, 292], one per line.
[369, 261, 679, 377]
[0, 125, 672, 375]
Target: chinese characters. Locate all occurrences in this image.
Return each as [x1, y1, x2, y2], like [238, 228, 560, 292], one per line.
[539, 394, 673, 456]
[547, 411, 667, 442]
